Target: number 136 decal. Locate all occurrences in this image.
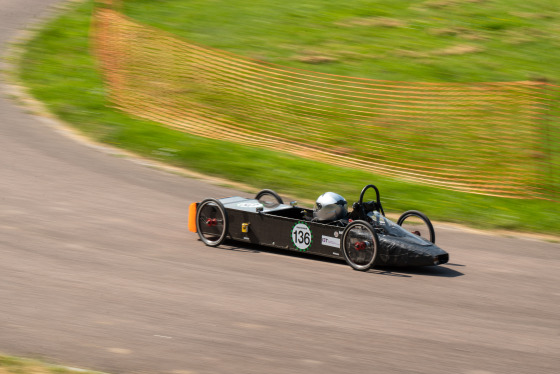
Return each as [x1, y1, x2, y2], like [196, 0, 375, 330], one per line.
[291, 222, 313, 251]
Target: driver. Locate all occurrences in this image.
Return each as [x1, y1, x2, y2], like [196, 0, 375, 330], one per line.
[313, 192, 348, 222]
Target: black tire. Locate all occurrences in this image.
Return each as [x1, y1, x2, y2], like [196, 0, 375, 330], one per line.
[196, 198, 228, 246]
[397, 210, 435, 244]
[255, 189, 284, 208]
[341, 220, 379, 271]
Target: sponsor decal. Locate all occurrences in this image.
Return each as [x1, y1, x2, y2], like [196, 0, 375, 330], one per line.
[291, 222, 312, 251]
[237, 202, 263, 208]
[321, 235, 340, 248]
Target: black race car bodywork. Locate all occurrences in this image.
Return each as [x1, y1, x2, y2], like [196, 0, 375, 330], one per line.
[189, 185, 449, 271]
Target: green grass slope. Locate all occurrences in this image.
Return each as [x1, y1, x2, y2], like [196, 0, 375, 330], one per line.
[123, 0, 560, 82]
[10, 0, 560, 234]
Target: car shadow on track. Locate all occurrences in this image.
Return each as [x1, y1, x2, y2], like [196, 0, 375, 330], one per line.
[371, 265, 464, 278]
[215, 240, 465, 278]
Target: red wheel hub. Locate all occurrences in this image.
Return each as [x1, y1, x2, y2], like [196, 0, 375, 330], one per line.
[354, 242, 366, 251]
[206, 218, 218, 227]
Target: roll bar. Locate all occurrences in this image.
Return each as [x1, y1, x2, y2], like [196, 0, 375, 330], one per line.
[359, 184, 385, 217]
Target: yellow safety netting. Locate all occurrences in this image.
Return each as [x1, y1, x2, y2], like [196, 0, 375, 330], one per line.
[93, 6, 559, 200]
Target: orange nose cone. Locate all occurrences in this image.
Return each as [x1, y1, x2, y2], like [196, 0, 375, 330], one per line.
[188, 202, 198, 233]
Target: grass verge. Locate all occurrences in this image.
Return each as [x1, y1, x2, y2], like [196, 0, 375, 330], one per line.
[6, 0, 560, 235]
[0, 354, 102, 374]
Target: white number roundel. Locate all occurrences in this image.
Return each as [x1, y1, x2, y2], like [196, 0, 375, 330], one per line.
[291, 222, 312, 251]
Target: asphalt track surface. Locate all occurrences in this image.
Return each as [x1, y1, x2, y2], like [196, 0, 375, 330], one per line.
[1, 1, 559, 373]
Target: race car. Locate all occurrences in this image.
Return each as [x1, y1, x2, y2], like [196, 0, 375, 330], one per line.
[188, 184, 449, 271]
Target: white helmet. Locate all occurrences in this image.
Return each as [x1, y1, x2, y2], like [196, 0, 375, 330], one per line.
[314, 192, 348, 221]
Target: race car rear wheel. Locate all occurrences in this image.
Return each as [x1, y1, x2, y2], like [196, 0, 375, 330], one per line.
[255, 189, 284, 208]
[196, 198, 228, 247]
[397, 210, 435, 244]
[341, 220, 378, 271]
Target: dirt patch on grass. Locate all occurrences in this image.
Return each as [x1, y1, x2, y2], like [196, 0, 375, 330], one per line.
[423, 0, 488, 8]
[397, 44, 484, 58]
[510, 11, 557, 20]
[336, 17, 407, 28]
[394, 49, 431, 59]
[503, 31, 538, 45]
[295, 55, 337, 64]
[434, 44, 484, 56]
[423, 0, 457, 8]
[503, 28, 549, 45]
[429, 27, 487, 41]
[293, 50, 338, 64]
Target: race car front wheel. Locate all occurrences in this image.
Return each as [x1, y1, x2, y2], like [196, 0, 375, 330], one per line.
[341, 220, 379, 271]
[196, 198, 228, 246]
[397, 210, 435, 244]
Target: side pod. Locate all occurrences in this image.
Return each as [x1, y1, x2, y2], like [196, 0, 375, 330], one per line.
[188, 202, 198, 233]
